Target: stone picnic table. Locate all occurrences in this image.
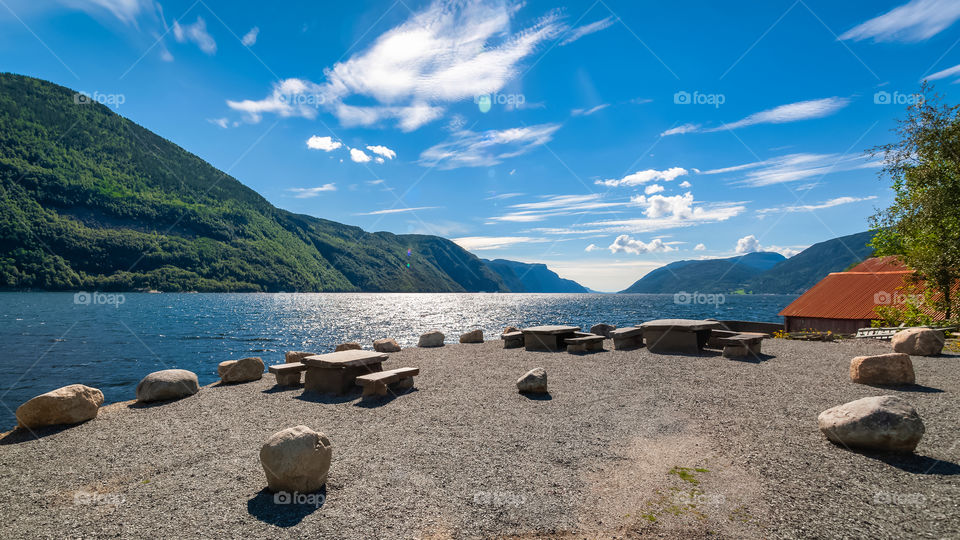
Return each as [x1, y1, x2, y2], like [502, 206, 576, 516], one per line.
[302, 350, 388, 395]
[639, 319, 723, 354]
[522, 325, 581, 352]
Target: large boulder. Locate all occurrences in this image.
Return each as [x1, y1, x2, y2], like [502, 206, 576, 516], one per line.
[373, 338, 401, 353]
[16, 384, 104, 429]
[817, 395, 924, 453]
[260, 425, 333, 493]
[285, 351, 316, 363]
[418, 330, 445, 348]
[850, 353, 915, 386]
[517, 367, 548, 394]
[891, 328, 945, 356]
[459, 329, 484, 344]
[590, 323, 616, 338]
[136, 369, 199, 403]
[218, 357, 264, 384]
[335, 342, 362, 352]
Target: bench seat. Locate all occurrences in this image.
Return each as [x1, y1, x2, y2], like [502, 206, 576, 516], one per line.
[720, 333, 765, 358]
[268, 362, 307, 386]
[355, 367, 420, 397]
[610, 326, 644, 350]
[565, 334, 604, 353]
[501, 331, 524, 349]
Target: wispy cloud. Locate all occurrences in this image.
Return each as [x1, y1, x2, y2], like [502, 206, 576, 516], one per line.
[702, 153, 881, 187]
[453, 236, 546, 251]
[485, 192, 525, 200]
[840, 0, 960, 43]
[711, 97, 849, 131]
[561, 16, 615, 45]
[660, 123, 700, 137]
[571, 103, 609, 116]
[756, 195, 878, 215]
[925, 63, 960, 82]
[207, 117, 229, 129]
[287, 184, 336, 198]
[241, 26, 259, 47]
[595, 167, 688, 187]
[173, 16, 217, 55]
[357, 206, 440, 215]
[419, 123, 561, 169]
[490, 194, 626, 223]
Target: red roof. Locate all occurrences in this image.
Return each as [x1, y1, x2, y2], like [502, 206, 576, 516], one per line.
[847, 255, 909, 273]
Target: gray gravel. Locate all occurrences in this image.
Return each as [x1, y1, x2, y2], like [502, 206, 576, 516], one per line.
[0, 338, 958, 539]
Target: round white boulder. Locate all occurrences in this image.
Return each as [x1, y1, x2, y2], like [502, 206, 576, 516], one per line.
[260, 425, 333, 493]
[16, 384, 104, 429]
[136, 369, 200, 403]
[418, 330, 445, 348]
[817, 395, 924, 453]
[217, 357, 264, 384]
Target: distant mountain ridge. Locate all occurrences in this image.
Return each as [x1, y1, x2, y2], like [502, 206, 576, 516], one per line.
[618, 231, 876, 295]
[482, 259, 588, 293]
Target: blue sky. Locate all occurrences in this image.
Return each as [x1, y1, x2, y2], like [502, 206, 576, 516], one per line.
[3, 0, 960, 291]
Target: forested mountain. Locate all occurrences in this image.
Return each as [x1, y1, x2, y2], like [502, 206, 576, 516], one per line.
[619, 252, 786, 293]
[746, 230, 875, 294]
[482, 259, 588, 293]
[0, 74, 507, 292]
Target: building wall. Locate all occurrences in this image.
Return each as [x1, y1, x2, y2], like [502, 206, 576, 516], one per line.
[783, 317, 873, 334]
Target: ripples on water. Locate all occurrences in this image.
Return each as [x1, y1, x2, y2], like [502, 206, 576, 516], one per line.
[0, 292, 795, 427]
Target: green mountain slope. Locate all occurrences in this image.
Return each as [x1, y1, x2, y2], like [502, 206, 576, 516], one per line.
[746, 230, 875, 294]
[618, 252, 786, 293]
[482, 259, 588, 293]
[0, 73, 506, 292]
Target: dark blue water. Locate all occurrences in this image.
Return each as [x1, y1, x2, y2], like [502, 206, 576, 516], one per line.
[0, 292, 795, 428]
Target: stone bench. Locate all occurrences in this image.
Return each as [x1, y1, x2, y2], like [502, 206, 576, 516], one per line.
[565, 334, 604, 353]
[610, 327, 644, 350]
[501, 331, 524, 349]
[717, 333, 765, 358]
[268, 362, 307, 386]
[355, 367, 420, 398]
[522, 325, 581, 352]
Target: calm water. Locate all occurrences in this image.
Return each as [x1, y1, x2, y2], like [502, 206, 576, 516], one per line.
[0, 292, 795, 428]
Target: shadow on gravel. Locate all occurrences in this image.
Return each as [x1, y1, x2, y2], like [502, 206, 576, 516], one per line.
[862, 453, 960, 475]
[294, 391, 357, 405]
[726, 353, 776, 364]
[247, 486, 325, 526]
[521, 392, 553, 401]
[262, 384, 302, 394]
[0, 424, 79, 445]
[862, 383, 944, 393]
[126, 397, 193, 409]
[354, 388, 419, 408]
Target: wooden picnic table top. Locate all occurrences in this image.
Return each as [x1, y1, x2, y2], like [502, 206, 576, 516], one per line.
[639, 319, 723, 332]
[522, 325, 581, 334]
[302, 349, 388, 368]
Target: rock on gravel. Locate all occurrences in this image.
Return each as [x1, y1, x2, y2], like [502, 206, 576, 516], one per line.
[459, 329, 484, 343]
[260, 425, 332, 493]
[15, 384, 104, 429]
[590, 323, 616, 338]
[418, 330, 445, 348]
[517, 367, 548, 394]
[503, 326, 520, 334]
[817, 395, 924, 453]
[373, 338, 401, 353]
[850, 353, 915, 386]
[892, 328, 945, 356]
[218, 357, 264, 384]
[335, 342, 362, 352]
[286, 351, 317, 363]
[136, 369, 199, 403]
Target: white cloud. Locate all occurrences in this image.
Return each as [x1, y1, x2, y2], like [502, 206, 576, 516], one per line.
[560, 16, 614, 45]
[571, 104, 609, 116]
[453, 236, 545, 251]
[357, 206, 440, 215]
[367, 179, 385, 185]
[241, 26, 259, 46]
[702, 153, 882, 187]
[585, 243, 600, 252]
[679, 180, 691, 188]
[491, 193, 626, 223]
[644, 184, 664, 195]
[595, 167, 688, 187]
[766, 245, 805, 258]
[630, 192, 696, 219]
[67, 0, 149, 24]
[608, 235, 675, 255]
[485, 192, 524, 200]
[207, 117, 229, 129]
[735, 234, 761, 254]
[709, 97, 849, 132]
[306, 135, 342, 151]
[661, 123, 701, 137]
[420, 123, 561, 169]
[173, 16, 217, 55]
[694, 243, 706, 251]
[839, 0, 960, 43]
[350, 148, 372, 163]
[756, 195, 878, 215]
[227, 0, 564, 130]
[287, 184, 336, 198]
[925, 63, 960, 82]
[366, 145, 397, 160]
[227, 79, 327, 123]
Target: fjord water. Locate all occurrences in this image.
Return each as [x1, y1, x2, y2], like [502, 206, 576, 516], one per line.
[0, 292, 795, 428]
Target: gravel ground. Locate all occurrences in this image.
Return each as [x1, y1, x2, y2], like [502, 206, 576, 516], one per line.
[0, 338, 958, 539]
